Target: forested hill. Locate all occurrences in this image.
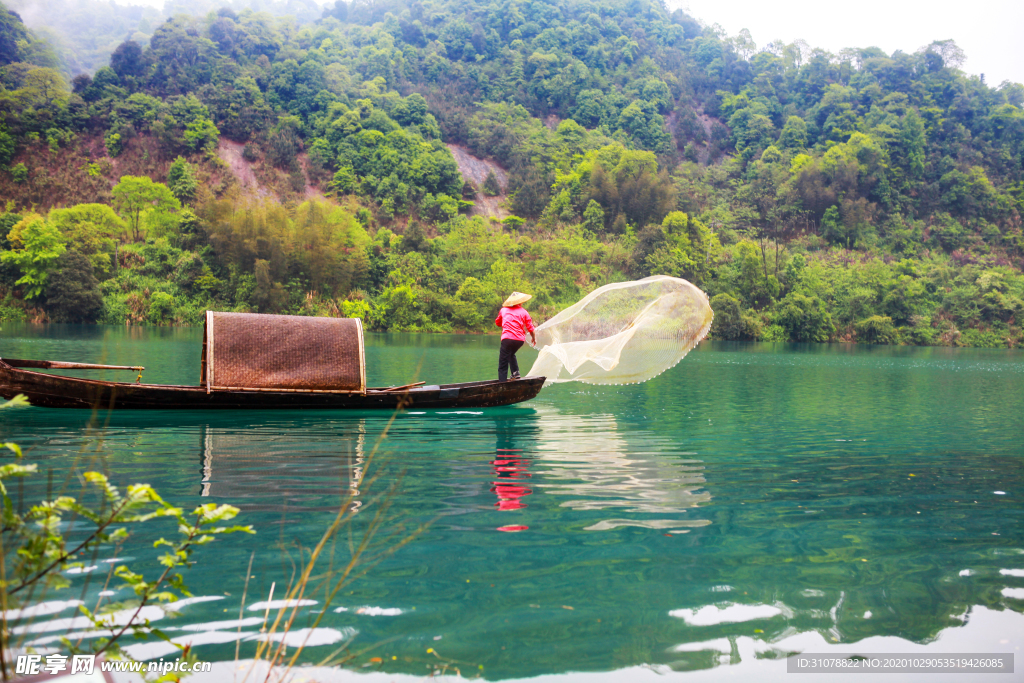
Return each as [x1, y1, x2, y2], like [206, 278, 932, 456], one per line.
[1, 0, 1023, 347]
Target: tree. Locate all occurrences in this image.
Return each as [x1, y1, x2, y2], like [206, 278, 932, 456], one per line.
[148, 291, 176, 323]
[267, 116, 302, 168]
[20, 67, 68, 108]
[821, 205, 843, 244]
[45, 252, 103, 322]
[183, 118, 220, 153]
[109, 40, 146, 89]
[484, 259, 531, 302]
[0, 126, 14, 167]
[453, 276, 495, 329]
[581, 200, 605, 233]
[324, 1, 349, 22]
[483, 170, 501, 196]
[921, 39, 966, 69]
[167, 157, 198, 203]
[710, 293, 746, 340]
[778, 116, 808, 150]
[855, 315, 896, 344]
[630, 225, 666, 276]
[776, 292, 834, 342]
[510, 166, 551, 218]
[46, 204, 123, 278]
[401, 221, 429, 252]
[900, 109, 926, 180]
[373, 282, 423, 331]
[111, 176, 180, 242]
[1, 214, 66, 299]
[393, 93, 428, 125]
[501, 215, 525, 231]
[616, 100, 671, 151]
[0, 3, 30, 66]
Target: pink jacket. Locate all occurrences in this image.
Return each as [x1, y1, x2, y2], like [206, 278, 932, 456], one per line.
[495, 305, 535, 341]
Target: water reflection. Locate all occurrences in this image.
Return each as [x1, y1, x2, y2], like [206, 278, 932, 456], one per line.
[532, 408, 711, 533]
[3, 323, 1022, 678]
[491, 454, 532, 511]
[659, 552, 1024, 673]
[492, 416, 533, 529]
[197, 420, 366, 514]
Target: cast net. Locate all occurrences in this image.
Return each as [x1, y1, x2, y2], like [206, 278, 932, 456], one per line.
[527, 275, 713, 385]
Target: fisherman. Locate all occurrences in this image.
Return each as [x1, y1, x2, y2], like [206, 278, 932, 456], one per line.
[495, 291, 536, 382]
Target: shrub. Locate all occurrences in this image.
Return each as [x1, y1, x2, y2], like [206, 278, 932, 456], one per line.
[710, 293, 744, 340]
[482, 170, 501, 196]
[46, 252, 103, 323]
[340, 298, 371, 319]
[167, 156, 198, 203]
[148, 291, 176, 323]
[104, 130, 123, 157]
[10, 162, 27, 183]
[0, 128, 14, 167]
[242, 142, 259, 162]
[0, 412, 253, 665]
[173, 251, 205, 293]
[855, 315, 897, 344]
[776, 292, 834, 342]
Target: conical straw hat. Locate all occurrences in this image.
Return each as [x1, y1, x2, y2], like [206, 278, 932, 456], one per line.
[503, 291, 532, 307]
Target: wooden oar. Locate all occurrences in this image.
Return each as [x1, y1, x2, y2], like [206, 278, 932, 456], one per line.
[1, 358, 145, 371]
[373, 381, 426, 393]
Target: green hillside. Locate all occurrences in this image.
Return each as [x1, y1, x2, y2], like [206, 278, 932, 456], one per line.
[0, 0, 1022, 345]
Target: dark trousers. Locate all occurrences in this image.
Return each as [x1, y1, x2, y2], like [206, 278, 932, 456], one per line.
[498, 338, 525, 381]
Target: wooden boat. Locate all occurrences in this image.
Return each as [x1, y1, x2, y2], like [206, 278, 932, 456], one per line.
[0, 312, 544, 410]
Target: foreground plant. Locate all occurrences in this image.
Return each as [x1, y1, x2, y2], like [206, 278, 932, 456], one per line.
[0, 395, 253, 680]
[243, 407, 429, 683]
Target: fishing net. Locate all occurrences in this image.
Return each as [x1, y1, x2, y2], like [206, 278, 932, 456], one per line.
[527, 275, 713, 385]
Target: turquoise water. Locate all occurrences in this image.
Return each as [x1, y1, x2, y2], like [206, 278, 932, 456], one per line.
[1, 325, 1022, 681]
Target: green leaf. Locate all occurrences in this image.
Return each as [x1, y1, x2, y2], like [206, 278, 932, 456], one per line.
[152, 591, 179, 602]
[0, 462, 36, 478]
[0, 395, 29, 410]
[149, 627, 177, 644]
[157, 552, 183, 567]
[192, 503, 241, 523]
[205, 525, 255, 535]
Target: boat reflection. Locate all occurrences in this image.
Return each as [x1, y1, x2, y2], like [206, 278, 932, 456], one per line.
[197, 421, 366, 514]
[532, 408, 711, 533]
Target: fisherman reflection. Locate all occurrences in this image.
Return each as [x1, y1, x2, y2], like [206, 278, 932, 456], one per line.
[491, 416, 533, 530]
[491, 454, 531, 510]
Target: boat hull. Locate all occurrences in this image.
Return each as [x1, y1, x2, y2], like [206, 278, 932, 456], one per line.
[0, 364, 544, 410]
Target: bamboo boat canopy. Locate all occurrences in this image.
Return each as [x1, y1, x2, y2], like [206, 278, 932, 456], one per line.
[202, 312, 366, 394]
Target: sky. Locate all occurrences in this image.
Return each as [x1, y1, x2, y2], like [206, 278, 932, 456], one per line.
[668, 0, 1024, 87]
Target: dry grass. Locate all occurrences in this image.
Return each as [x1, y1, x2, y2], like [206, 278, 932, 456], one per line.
[1, 134, 234, 213]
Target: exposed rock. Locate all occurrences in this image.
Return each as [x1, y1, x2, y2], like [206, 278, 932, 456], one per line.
[446, 144, 509, 220]
[218, 139, 267, 197]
